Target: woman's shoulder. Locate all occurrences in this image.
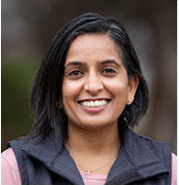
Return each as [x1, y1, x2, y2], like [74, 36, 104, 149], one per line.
[126, 128, 171, 153]
[171, 153, 177, 185]
[2, 147, 17, 163]
[8, 135, 45, 153]
[125, 128, 172, 170]
[1, 148, 21, 185]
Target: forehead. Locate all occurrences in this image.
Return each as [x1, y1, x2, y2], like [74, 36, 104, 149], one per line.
[65, 34, 121, 63]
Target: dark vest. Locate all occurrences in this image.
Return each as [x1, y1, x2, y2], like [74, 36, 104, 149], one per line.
[9, 127, 171, 185]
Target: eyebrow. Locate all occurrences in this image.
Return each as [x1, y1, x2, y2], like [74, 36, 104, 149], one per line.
[64, 61, 87, 69]
[64, 59, 121, 69]
[99, 60, 121, 68]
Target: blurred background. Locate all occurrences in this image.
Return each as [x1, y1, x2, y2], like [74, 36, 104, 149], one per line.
[2, 0, 177, 153]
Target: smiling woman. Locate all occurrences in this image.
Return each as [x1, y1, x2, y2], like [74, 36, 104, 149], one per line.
[1, 13, 176, 185]
[62, 34, 138, 130]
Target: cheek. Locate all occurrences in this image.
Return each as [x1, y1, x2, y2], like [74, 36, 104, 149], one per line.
[62, 80, 83, 102]
[104, 78, 129, 99]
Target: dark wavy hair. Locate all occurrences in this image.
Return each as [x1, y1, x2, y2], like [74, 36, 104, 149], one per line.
[30, 13, 149, 140]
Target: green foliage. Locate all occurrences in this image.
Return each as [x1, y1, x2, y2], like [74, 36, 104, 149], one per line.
[2, 57, 39, 151]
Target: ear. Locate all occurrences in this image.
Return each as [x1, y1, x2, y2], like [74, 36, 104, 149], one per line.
[127, 74, 139, 105]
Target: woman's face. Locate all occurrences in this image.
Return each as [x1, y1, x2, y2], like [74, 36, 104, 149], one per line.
[62, 34, 138, 129]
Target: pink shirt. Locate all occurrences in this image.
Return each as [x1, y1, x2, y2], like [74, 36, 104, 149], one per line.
[1, 148, 177, 185]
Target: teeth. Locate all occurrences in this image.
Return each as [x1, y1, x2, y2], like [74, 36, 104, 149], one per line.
[80, 100, 108, 108]
[94, 101, 98, 106]
[90, 101, 94, 107]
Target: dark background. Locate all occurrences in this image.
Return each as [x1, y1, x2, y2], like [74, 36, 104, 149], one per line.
[2, 0, 177, 154]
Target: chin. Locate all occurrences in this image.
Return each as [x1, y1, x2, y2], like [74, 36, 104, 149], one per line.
[79, 120, 113, 129]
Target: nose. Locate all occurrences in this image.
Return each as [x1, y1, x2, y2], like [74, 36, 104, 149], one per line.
[84, 72, 103, 95]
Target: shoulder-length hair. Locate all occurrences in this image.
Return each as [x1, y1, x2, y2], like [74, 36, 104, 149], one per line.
[30, 13, 149, 140]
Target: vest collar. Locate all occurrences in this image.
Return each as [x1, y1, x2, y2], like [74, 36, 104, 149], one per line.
[22, 132, 84, 185]
[22, 127, 169, 185]
[105, 127, 169, 184]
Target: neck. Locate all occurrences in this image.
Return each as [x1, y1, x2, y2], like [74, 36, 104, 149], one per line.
[65, 121, 120, 159]
[65, 121, 120, 174]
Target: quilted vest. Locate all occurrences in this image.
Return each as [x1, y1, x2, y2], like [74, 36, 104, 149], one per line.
[9, 127, 171, 185]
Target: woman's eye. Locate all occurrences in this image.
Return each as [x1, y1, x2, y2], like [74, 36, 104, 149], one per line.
[68, 70, 84, 77]
[101, 68, 116, 74]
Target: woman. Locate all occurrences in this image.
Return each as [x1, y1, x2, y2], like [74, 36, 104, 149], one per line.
[2, 13, 177, 185]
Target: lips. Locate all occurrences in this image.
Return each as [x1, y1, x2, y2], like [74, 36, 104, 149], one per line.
[78, 99, 111, 108]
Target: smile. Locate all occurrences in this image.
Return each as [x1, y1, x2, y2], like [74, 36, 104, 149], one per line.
[78, 99, 110, 108]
